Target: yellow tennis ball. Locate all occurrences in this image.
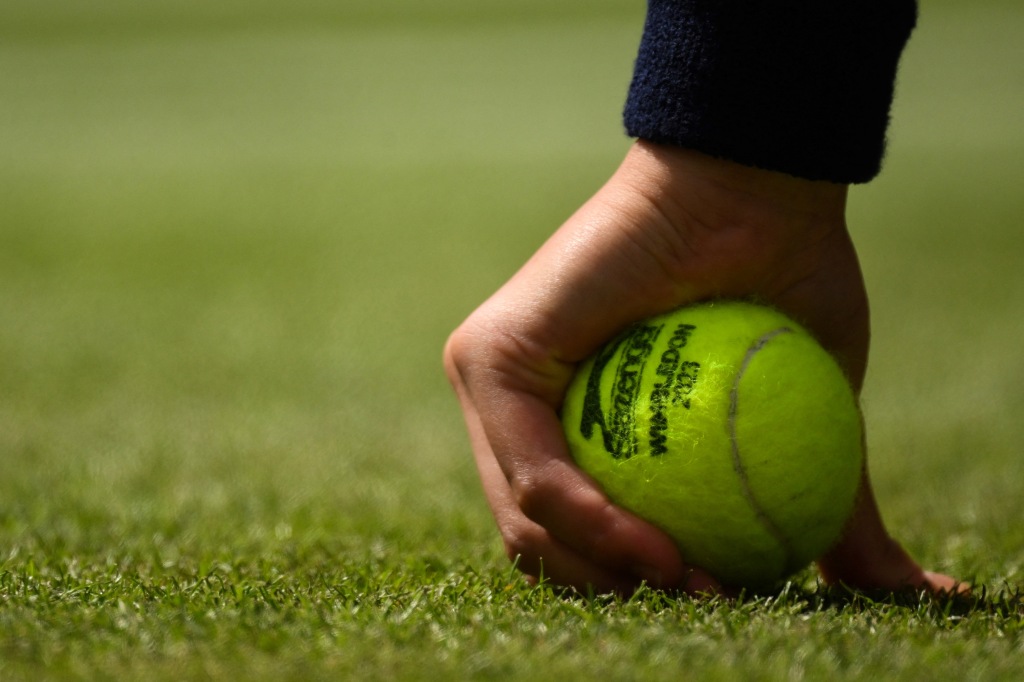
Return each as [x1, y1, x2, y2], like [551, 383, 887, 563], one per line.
[562, 300, 863, 589]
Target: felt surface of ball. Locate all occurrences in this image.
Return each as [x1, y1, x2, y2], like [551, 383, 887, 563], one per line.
[562, 300, 863, 588]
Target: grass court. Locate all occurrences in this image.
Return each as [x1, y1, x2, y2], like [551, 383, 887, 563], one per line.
[2, 1, 1023, 679]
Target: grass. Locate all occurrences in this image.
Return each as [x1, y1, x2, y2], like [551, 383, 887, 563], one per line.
[2, 565, 1021, 680]
[2, 1, 1023, 679]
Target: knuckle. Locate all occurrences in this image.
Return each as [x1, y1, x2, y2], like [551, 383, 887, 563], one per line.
[499, 522, 545, 570]
[442, 325, 476, 385]
[442, 315, 513, 386]
[581, 502, 621, 553]
[507, 465, 562, 524]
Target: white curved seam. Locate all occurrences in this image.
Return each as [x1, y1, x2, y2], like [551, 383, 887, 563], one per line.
[728, 326, 797, 569]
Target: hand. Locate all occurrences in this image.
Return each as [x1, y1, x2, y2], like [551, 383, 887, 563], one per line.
[445, 141, 950, 594]
[817, 476, 963, 594]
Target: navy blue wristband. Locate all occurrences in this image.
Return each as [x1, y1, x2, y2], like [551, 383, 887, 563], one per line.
[624, 0, 918, 183]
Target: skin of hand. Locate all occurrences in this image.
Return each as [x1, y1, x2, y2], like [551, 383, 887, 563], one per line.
[444, 140, 958, 595]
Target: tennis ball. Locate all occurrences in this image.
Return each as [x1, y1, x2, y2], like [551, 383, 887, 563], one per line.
[561, 300, 863, 589]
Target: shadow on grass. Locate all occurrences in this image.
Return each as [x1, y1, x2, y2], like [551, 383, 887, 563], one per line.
[779, 580, 1024, 623]
[534, 569, 1023, 625]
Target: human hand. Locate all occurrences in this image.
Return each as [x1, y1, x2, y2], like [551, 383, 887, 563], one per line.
[445, 141, 949, 594]
[817, 477, 963, 594]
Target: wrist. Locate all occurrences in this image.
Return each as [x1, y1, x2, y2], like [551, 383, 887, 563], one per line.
[622, 141, 849, 232]
[605, 141, 853, 303]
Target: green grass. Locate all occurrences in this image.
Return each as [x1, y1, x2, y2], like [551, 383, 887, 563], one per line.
[2, 1, 1023, 679]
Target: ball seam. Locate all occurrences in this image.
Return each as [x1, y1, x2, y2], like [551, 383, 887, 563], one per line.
[728, 326, 799, 572]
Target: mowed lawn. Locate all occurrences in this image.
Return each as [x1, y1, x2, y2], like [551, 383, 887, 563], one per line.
[1, 1, 1022, 680]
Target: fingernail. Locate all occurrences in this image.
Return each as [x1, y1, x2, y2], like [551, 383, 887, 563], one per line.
[682, 569, 722, 596]
[633, 564, 664, 587]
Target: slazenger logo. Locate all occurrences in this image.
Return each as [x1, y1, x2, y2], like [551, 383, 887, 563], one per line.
[578, 322, 699, 459]
[579, 324, 661, 459]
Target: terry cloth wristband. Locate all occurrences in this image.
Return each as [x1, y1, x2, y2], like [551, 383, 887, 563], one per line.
[624, 0, 918, 183]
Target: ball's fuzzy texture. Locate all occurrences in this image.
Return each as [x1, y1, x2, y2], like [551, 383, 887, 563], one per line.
[562, 301, 863, 588]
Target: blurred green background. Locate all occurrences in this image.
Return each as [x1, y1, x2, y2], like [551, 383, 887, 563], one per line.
[1, 0, 1022, 600]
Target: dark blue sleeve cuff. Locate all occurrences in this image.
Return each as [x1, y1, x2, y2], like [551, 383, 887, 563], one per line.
[624, 0, 918, 183]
